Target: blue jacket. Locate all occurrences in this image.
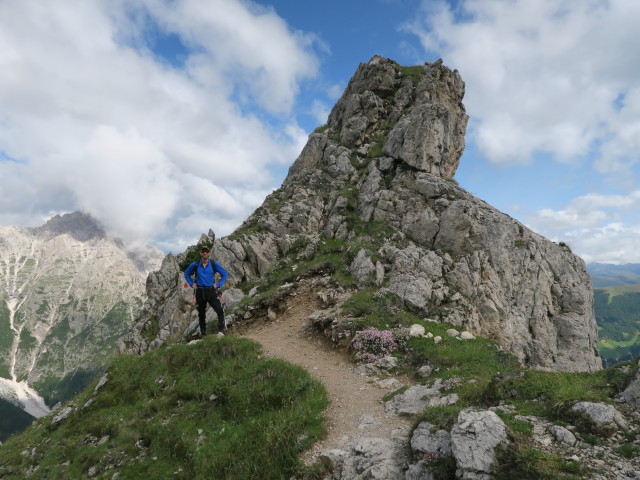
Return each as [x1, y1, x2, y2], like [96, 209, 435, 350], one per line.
[184, 260, 228, 289]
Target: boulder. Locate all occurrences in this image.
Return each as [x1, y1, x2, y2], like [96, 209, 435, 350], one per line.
[571, 402, 629, 435]
[411, 421, 452, 456]
[621, 366, 640, 412]
[385, 381, 458, 415]
[319, 437, 410, 480]
[450, 409, 508, 480]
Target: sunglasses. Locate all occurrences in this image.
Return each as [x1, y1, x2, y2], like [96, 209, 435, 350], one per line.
[200, 249, 210, 253]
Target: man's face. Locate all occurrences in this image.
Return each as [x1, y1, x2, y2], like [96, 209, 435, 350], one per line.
[200, 248, 210, 258]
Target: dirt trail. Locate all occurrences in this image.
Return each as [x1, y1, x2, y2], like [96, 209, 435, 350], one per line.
[240, 287, 412, 463]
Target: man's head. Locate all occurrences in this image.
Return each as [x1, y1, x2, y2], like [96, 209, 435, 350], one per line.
[197, 241, 212, 256]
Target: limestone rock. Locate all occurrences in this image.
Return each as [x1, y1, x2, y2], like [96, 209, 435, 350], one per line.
[450, 409, 508, 480]
[621, 367, 640, 411]
[409, 324, 426, 337]
[51, 406, 74, 426]
[350, 249, 376, 283]
[571, 401, 629, 435]
[548, 425, 577, 446]
[319, 436, 410, 480]
[385, 380, 458, 415]
[411, 421, 452, 456]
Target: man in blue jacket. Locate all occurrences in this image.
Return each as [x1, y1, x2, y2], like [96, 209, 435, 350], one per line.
[184, 242, 228, 336]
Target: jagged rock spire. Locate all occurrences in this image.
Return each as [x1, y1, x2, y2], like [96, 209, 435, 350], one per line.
[125, 57, 601, 373]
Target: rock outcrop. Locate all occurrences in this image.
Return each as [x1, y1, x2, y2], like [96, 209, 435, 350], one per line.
[123, 56, 600, 373]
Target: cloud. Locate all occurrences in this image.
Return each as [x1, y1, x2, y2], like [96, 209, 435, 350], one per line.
[522, 190, 640, 263]
[562, 223, 640, 265]
[310, 99, 331, 125]
[0, 0, 319, 251]
[407, 0, 640, 169]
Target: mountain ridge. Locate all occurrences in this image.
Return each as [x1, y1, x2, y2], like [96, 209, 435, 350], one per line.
[587, 262, 640, 287]
[0, 212, 163, 437]
[124, 56, 600, 373]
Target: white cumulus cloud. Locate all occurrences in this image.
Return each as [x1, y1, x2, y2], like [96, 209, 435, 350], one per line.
[0, 0, 320, 251]
[408, 0, 640, 169]
[523, 190, 640, 263]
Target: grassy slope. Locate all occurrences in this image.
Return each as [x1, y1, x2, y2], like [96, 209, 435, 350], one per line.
[0, 337, 327, 480]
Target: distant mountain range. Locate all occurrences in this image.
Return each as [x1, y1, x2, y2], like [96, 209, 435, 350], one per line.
[587, 263, 640, 287]
[0, 212, 164, 441]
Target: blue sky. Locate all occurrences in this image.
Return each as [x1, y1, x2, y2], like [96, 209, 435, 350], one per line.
[1, 0, 639, 264]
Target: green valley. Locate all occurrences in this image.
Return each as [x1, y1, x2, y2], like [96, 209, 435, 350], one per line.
[594, 284, 640, 366]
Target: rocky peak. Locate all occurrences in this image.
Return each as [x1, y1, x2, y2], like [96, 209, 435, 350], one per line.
[326, 56, 467, 178]
[123, 56, 600, 373]
[0, 213, 163, 428]
[31, 211, 106, 242]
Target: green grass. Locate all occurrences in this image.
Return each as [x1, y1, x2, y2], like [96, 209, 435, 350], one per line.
[398, 65, 425, 85]
[0, 337, 327, 480]
[494, 443, 586, 480]
[616, 443, 639, 459]
[312, 124, 330, 134]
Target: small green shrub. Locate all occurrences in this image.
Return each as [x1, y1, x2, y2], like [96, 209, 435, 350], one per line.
[616, 443, 639, 459]
[494, 443, 586, 479]
[367, 142, 383, 159]
[495, 412, 533, 437]
[418, 405, 463, 430]
[558, 241, 572, 253]
[178, 246, 200, 271]
[582, 433, 602, 446]
[399, 65, 425, 85]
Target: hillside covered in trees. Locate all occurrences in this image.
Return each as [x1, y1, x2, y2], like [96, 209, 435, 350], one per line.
[594, 286, 640, 366]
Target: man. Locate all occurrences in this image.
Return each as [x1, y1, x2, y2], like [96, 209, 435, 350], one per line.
[183, 242, 228, 336]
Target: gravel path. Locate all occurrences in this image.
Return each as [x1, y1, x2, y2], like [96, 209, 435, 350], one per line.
[240, 287, 412, 463]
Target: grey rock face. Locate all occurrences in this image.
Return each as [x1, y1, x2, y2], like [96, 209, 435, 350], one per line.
[385, 381, 458, 415]
[571, 401, 629, 435]
[622, 366, 640, 411]
[450, 409, 508, 480]
[319, 437, 410, 480]
[411, 421, 452, 456]
[350, 249, 376, 283]
[124, 56, 600, 373]
[328, 56, 467, 179]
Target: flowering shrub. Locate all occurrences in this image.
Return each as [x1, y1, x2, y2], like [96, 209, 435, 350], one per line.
[352, 327, 398, 363]
[392, 328, 411, 352]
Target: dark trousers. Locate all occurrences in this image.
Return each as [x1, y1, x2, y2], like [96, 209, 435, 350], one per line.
[195, 287, 225, 335]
